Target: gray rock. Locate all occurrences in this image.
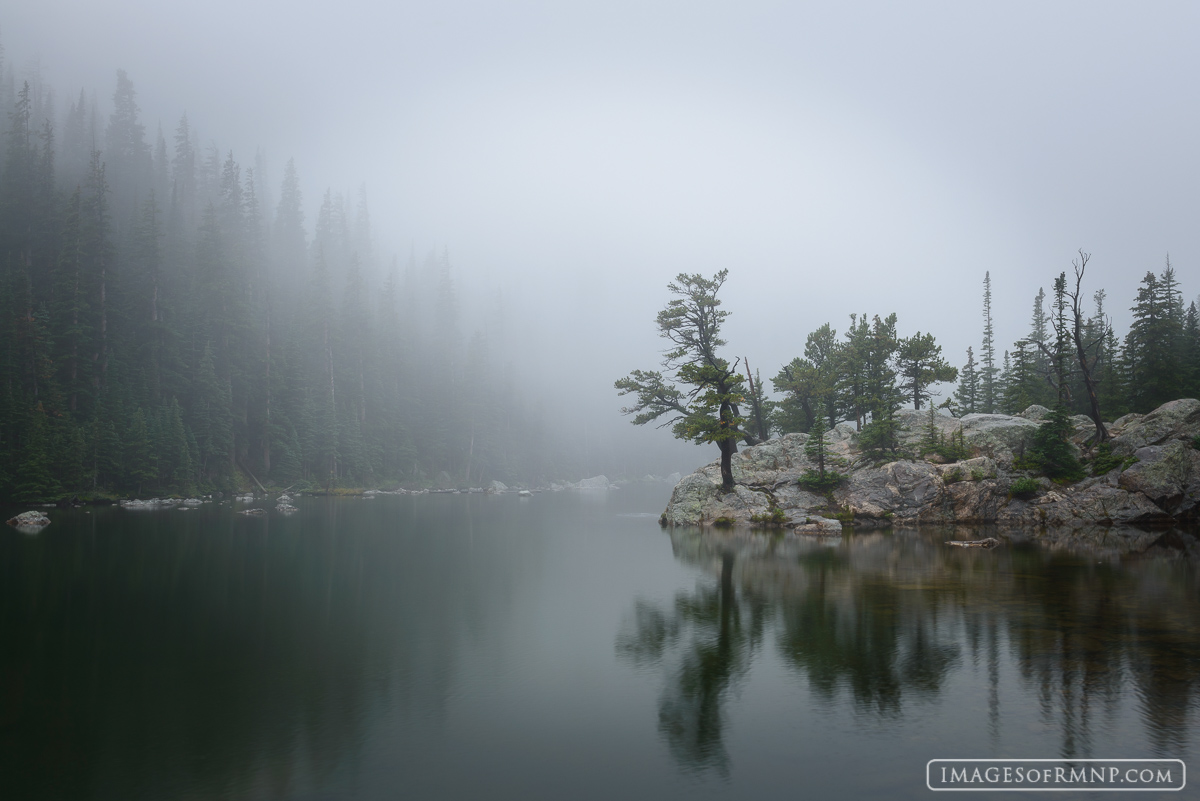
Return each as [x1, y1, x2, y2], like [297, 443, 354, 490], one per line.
[7, 510, 51, 529]
[937, 456, 998, 482]
[836, 460, 945, 525]
[488, 480, 509, 492]
[893, 408, 962, 451]
[957, 413, 1040, 465]
[576, 475, 610, 489]
[1117, 441, 1200, 516]
[1019, 404, 1051, 421]
[1110, 398, 1200, 456]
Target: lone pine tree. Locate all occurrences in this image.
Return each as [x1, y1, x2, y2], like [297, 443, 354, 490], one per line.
[616, 270, 757, 491]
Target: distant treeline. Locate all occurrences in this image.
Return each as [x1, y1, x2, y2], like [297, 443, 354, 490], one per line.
[769, 264, 1200, 437]
[0, 63, 568, 502]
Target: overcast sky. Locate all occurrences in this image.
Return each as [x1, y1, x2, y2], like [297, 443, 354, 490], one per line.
[6, 1, 1200, 466]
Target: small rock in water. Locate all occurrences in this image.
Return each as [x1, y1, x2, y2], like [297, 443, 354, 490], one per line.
[518, 490, 533, 497]
[7, 510, 52, 531]
[239, 508, 267, 516]
[575, 475, 610, 489]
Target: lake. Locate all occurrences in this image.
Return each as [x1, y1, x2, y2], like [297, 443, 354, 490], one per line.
[2, 485, 1197, 800]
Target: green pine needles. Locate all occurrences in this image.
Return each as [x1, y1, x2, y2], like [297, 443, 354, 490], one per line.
[1017, 404, 1085, 481]
[798, 419, 845, 492]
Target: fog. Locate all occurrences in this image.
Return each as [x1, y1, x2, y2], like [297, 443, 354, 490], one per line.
[6, 1, 1200, 479]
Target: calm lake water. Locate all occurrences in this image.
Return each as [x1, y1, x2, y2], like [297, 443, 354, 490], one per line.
[2, 485, 1198, 800]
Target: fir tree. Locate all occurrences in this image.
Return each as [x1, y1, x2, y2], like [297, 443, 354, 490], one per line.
[15, 402, 60, 501]
[953, 346, 979, 414]
[980, 272, 999, 413]
[896, 331, 957, 410]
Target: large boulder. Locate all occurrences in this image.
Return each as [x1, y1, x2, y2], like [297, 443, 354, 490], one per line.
[1117, 441, 1200, 517]
[662, 472, 722, 524]
[957, 413, 1040, 465]
[835, 460, 945, 525]
[1110, 398, 1200, 456]
[892, 408, 961, 452]
[1018, 405, 1051, 422]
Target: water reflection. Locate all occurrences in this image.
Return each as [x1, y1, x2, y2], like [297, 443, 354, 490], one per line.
[620, 525, 1200, 774]
[0, 496, 527, 800]
[617, 551, 767, 776]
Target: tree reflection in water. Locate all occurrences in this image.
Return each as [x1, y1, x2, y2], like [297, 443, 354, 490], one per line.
[616, 551, 767, 776]
[619, 525, 1200, 774]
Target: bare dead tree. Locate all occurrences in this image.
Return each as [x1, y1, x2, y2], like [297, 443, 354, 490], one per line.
[1065, 250, 1109, 444]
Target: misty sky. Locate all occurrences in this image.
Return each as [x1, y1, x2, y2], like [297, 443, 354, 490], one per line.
[7, 1, 1200, 467]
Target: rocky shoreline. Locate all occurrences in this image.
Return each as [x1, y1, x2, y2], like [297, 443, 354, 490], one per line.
[661, 399, 1200, 533]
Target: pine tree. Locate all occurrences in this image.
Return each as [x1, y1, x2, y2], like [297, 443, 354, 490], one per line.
[1183, 302, 1200, 399]
[980, 272, 999, 413]
[103, 70, 151, 224]
[896, 331, 957, 410]
[856, 314, 905, 454]
[191, 341, 232, 481]
[1125, 267, 1183, 411]
[953, 346, 979, 414]
[14, 402, 60, 501]
[170, 113, 196, 233]
[1024, 404, 1084, 481]
[797, 416, 841, 491]
[82, 151, 114, 392]
[1001, 341, 1039, 414]
[123, 407, 155, 494]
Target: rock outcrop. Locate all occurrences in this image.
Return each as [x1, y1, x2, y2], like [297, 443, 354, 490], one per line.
[663, 399, 1200, 530]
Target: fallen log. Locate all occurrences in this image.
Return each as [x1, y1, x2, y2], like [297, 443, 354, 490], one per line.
[945, 537, 1001, 548]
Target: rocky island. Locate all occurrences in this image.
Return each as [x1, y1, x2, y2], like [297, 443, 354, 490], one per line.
[662, 398, 1200, 533]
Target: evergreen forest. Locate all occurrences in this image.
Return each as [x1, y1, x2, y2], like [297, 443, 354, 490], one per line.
[0, 63, 569, 501]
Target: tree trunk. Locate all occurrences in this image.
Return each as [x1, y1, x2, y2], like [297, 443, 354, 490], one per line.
[1073, 319, 1109, 443]
[719, 438, 735, 491]
[1069, 254, 1109, 444]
